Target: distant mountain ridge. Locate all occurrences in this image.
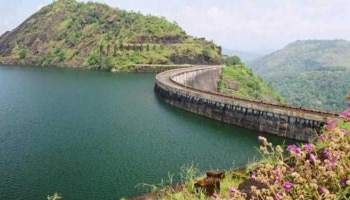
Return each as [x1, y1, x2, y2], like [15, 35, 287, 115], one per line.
[222, 48, 263, 62]
[250, 40, 350, 76]
[249, 40, 350, 111]
[0, 0, 222, 69]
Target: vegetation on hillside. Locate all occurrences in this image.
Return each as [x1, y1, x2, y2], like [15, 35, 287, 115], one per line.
[137, 104, 350, 199]
[0, 0, 222, 69]
[270, 71, 350, 111]
[249, 40, 350, 111]
[219, 56, 286, 104]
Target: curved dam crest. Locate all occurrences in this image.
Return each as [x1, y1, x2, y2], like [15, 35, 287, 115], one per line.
[155, 66, 337, 142]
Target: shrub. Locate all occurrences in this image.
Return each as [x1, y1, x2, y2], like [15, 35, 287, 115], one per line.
[223, 106, 350, 199]
[225, 56, 241, 66]
[152, 103, 350, 199]
[85, 54, 99, 67]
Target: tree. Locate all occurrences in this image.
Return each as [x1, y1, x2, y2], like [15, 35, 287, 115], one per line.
[103, 57, 116, 69]
[85, 54, 99, 66]
[225, 55, 241, 66]
[19, 48, 27, 59]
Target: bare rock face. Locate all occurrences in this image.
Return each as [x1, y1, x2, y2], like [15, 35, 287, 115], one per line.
[194, 178, 220, 196]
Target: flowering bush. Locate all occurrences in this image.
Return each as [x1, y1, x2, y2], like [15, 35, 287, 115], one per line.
[223, 107, 350, 200]
[151, 103, 350, 200]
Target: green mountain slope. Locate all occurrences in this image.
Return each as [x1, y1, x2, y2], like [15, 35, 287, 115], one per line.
[219, 63, 286, 104]
[249, 40, 350, 111]
[0, 0, 222, 69]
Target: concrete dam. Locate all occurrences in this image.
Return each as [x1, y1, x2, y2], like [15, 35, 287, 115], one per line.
[154, 65, 337, 142]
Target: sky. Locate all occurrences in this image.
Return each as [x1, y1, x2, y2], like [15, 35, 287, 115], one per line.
[0, 0, 349, 53]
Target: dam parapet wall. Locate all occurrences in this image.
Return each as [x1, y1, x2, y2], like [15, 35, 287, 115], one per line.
[155, 66, 337, 142]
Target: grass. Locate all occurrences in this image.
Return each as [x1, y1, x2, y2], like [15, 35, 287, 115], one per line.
[132, 166, 248, 199]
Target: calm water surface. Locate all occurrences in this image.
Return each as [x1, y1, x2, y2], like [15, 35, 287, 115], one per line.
[0, 66, 293, 199]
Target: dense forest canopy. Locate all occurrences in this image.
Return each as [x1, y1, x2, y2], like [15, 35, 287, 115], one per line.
[249, 40, 350, 111]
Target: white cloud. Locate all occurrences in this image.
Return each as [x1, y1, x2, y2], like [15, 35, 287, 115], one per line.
[2, 0, 350, 52]
[166, 0, 350, 51]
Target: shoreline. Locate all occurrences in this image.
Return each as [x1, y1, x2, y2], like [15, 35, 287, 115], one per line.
[0, 63, 194, 73]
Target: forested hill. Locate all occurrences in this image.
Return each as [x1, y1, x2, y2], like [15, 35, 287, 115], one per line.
[0, 0, 222, 69]
[249, 40, 350, 111]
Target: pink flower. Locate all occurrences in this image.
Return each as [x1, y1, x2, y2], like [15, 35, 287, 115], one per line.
[329, 153, 340, 168]
[342, 130, 349, 135]
[251, 173, 256, 180]
[283, 182, 293, 190]
[322, 149, 331, 158]
[212, 193, 219, 199]
[318, 185, 329, 194]
[309, 154, 316, 163]
[230, 187, 237, 195]
[328, 134, 333, 140]
[318, 134, 326, 141]
[275, 176, 282, 182]
[304, 144, 313, 152]
[326, 119, 337, 130]
[340, 178, 347, 186]
[286, 144, 301, 156]
[339, 110, 350, 118]
[274, 194, 282, 200]
[258, 136, 266, 143]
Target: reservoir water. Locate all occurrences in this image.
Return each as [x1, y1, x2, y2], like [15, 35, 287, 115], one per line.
[0, 66, 292, 199]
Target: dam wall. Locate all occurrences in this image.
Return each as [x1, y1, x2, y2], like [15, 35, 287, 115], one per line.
[155, 66, 337, 142]
[171, 67, 222, 92]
